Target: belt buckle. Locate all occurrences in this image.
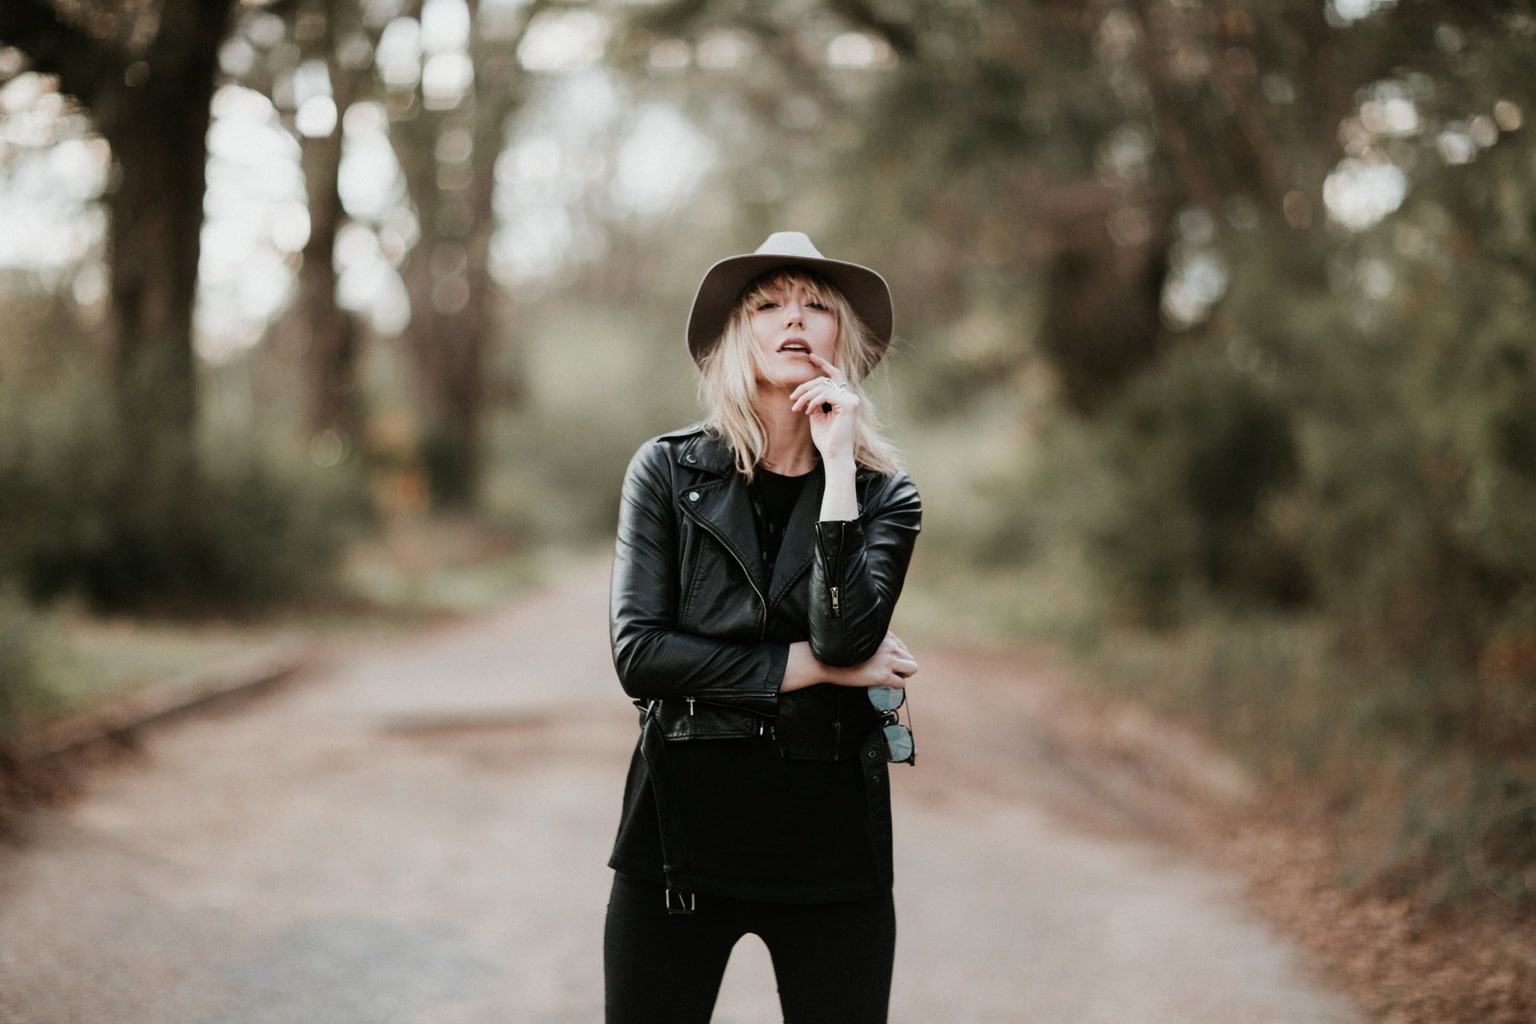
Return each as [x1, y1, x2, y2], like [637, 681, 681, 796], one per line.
[665, 888, 696, 915]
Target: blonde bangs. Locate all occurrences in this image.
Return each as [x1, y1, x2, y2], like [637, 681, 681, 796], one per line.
[739, 270, 834, 316]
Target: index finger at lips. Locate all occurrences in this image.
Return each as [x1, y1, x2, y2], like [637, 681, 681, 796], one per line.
[806, 352, 838, 375]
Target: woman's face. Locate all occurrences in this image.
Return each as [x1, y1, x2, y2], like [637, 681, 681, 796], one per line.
[746, 276, 839, 390]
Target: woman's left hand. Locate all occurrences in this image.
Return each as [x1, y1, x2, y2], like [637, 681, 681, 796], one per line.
[789, 353, 858, 465]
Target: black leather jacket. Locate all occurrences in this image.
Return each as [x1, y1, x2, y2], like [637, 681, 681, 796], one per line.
[610, 425, 922, 760]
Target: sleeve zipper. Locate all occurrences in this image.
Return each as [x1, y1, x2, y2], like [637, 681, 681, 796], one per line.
[829, 586, 841, 617]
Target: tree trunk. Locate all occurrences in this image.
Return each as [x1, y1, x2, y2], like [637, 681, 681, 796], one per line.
[2, 0, 237, 471]
[298, 120, 361, 444]
[375, 0, 548, 508]
[1037, 186, 1174, 414]
[292, 0, 368, 448]
[98, 84, 211, 466]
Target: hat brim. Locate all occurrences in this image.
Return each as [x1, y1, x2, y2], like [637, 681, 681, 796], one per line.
[686, 252, 893, 366]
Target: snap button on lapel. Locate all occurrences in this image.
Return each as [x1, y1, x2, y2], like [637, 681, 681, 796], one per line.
[685, 453, 698, 464]
[688, 491, 700, 502]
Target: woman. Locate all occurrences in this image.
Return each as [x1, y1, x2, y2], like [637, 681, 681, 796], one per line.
[606, 231, 922, 1023]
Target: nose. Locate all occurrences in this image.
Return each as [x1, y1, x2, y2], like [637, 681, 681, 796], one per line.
[782, 299, 804, 325]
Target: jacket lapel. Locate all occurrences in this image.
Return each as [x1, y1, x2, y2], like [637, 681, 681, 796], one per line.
[675, 433, 766, 596]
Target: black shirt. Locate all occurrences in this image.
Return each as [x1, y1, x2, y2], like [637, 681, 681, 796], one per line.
[750, 466, 807, 576]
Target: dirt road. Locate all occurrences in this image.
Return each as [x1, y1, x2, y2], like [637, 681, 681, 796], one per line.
[0, 563, 1361, 1023]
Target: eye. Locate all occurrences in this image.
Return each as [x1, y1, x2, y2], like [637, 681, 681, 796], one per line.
[807, 301, 829, 311]
[755, 300, 780, 311]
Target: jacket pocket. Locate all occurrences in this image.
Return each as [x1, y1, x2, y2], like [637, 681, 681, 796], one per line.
[649, 696, 775, 742]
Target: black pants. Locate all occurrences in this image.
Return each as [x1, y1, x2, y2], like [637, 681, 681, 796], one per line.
[603, 873, 896, 1024]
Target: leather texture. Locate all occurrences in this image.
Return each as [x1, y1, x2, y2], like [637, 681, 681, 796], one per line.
[610, 425, 922, 761]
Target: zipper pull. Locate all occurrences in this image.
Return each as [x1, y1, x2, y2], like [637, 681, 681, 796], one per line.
[830, 586, 841, 616]
[686, 697, 696, 716]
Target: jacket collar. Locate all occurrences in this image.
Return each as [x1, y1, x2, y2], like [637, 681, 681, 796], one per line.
[673, 429, 738, 477]
[673, 429, 825, 604]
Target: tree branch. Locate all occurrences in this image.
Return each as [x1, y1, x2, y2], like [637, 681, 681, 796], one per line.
[0, 0, 119, 104]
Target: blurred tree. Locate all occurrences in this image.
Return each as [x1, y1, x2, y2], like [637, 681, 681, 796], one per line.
[216, 0, 376, 449]
[381, 0, 547, 506]
[0, 0, 243, 473]
[0, 0, 381, 614]
[291, 0, 370, 445]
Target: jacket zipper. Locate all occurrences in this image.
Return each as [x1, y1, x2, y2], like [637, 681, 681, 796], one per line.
[681, 504, 768, 638]
[680, 500, 774, 741]
[830, 586, 841, 617]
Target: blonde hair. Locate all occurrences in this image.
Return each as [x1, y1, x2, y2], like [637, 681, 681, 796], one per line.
[697, 269, 901, 480]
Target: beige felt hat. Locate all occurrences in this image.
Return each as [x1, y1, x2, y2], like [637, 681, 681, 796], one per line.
[685, 231, 893, 366]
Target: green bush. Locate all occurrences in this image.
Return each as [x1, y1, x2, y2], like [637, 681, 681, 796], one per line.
[0, 590, 45, 746]
[1079, 349, 1305, 623]
[0, 371, 370, 614]
[1051, 226, 1536, 906]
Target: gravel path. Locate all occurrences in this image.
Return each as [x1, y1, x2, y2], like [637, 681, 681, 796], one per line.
[0, 563, 1361, 1023]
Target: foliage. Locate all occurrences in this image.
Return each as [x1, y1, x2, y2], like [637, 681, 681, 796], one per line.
[481, 290, 699, 542]
[1085, 606, 1536, 911]
[1080, 343, 1304, 622]
[0, 0, 239, 460]
[0, 589, 46, 745]
[0, 354, 369, 614]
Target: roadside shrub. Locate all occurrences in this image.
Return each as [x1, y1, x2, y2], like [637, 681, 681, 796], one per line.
[1083, 349, 1306, 623]
[1063, 236, 1536, 908]
[0, 372, 370, 614]
[0, 590, 75, 757]
[0, 590, 45, 746]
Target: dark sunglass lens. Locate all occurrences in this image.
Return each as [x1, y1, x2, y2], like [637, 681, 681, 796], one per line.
[883, 723, 914, 763]
[867, 685, 905, 712]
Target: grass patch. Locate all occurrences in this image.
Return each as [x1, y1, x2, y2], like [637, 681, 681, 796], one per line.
[1, 518, 566, 750]
[1, 594, 264, 744]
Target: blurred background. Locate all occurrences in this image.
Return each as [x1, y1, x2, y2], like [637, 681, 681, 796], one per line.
[1, 0, 1533, 915]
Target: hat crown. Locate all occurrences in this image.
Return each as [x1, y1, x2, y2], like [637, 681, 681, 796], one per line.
[754, 231, 824, 259]
[685, 230, 893, 366]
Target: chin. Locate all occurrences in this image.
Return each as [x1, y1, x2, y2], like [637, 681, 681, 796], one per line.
[758, 365, 815, 390]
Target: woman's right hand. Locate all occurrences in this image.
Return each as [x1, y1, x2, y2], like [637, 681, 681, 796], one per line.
[781, 632, 918, 693]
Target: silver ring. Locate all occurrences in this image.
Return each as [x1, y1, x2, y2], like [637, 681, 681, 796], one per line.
[827, 377, 848, 393]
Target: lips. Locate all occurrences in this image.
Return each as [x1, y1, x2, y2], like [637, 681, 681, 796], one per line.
[777, 340, 811, 354]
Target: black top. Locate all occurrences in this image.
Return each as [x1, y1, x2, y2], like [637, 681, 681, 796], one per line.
[750, 466, 808, 576]
[609, 464, 885, 902]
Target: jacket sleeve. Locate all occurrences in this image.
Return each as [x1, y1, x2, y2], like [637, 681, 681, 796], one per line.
[609, 441, 785, 712]
[808, 471, 922, 667]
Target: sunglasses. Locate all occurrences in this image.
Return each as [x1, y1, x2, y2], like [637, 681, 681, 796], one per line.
[867, 685, 915, 764]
